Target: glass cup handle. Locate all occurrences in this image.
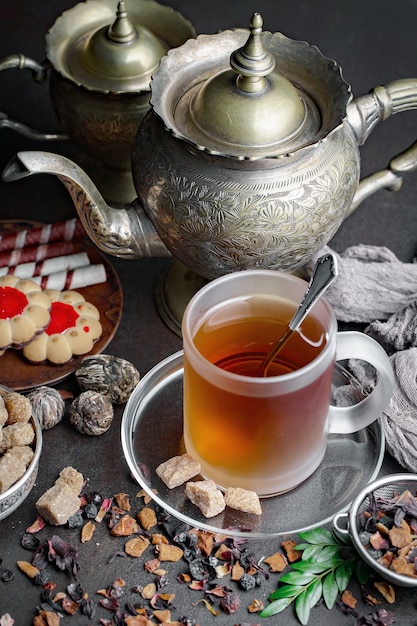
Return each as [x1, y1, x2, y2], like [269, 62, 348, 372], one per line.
[328, 331, 394, 434]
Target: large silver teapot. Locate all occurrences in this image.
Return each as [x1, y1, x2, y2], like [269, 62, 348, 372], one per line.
[3, 13, 417, 330]
[0, 0, 195, 204]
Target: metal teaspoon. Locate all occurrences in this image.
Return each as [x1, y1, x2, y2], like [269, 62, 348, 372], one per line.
[259, 253, 338, 377]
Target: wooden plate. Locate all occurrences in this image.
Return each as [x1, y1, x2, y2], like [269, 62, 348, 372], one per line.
[0, 220, 123, 391]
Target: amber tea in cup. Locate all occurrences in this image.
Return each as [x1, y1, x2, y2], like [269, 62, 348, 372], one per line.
[182, 270, 393, 497]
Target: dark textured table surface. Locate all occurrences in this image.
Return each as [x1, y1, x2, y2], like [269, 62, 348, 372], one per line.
[0, 1, 416, 624]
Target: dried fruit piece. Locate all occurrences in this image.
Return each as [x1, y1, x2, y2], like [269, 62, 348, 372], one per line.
[81, 521, 96, 543]
[114, 493, 130, 511]
[341, 589, 357, 609]
[137, 507, 157, 530]
[374, 581, 396, 603]
[17, 560, 40, 579]
[124, 536, 150, 557]
[282, 539, 302, 562]
[156, 543, 184, 562]
[263, 552, 288, 572]
[110, 514, 139, 536]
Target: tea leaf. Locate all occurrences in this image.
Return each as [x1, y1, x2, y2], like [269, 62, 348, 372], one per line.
[260, 596, 293, 617]
[291, 560, 333, 575]
[294, 590, 312, 625]
[322, 571, 338, 609]
[315, 545, 341, 563]
[355, 558, 372, 584]
[269, 584, 304, 600]
[299, 527, 337, 545]
[279, 569, 317, 586]
[335, 561, 353, 593]
[306, 577, 323, 608]
[297, 544, 323, 561]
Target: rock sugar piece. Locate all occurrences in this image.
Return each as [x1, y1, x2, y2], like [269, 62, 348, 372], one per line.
[185, 479, 225, 518]
[224, 487, 262, 515]
[0, 446, 34, 493]
[156, 453, 201, 489]
[36, 466, 83, 525]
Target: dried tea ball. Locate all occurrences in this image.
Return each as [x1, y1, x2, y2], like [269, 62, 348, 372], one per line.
[69, 390, 114, 436]
[75, 354, 140, 403]
[27, 386, 65, 430]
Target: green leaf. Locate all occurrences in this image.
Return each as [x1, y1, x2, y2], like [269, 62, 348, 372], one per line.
[279, 569, 317, 586]
[291, 560, 332, 574]
[300, 544, 324, 561]
[355, 558, 372, 585]
[259, 596, 293, 617]
[269, 584, 304, 600]
[335, 562, 351, 593]
[299, 527, 337, 545]
[306, 577, 323, 608]
[295, 589, 313, 625]
[315, 545, 342, 563]
[322, 571, 339, 609]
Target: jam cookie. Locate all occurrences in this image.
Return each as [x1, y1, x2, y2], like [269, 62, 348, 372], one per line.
[22, 289, 102, 365]
[0, 275, 51, 350]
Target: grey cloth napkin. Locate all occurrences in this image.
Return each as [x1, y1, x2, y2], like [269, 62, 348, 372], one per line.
[306, 244, 417, 323]
[307, 244, 417, 472]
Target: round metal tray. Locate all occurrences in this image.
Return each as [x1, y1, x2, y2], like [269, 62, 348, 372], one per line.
[121, 350, 385, 538]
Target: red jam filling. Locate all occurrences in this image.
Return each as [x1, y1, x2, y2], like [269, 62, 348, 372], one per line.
[46, 301, 79, 335]
[0, 286, 29, 319]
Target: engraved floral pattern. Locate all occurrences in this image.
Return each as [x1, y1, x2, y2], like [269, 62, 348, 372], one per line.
[134, 115, 359, 279]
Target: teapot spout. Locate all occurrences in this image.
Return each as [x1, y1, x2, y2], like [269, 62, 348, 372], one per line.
[2, 151, 170, 259]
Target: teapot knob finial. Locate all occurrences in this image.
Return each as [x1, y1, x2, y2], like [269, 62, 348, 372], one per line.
[230, 13, 276, 93]
[107, 0, 137, 44]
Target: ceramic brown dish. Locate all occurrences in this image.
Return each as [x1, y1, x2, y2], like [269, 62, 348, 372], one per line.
[0, 220, 123, 390]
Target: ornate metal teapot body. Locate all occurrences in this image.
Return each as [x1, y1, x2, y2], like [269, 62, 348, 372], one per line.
[4, 14, 417, 284]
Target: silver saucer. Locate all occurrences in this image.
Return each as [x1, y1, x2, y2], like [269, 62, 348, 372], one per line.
[121, 351, 385, 538]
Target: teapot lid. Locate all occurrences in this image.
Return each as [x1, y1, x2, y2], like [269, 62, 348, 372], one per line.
[46, 0, 195, 94]
[151, 13, 352, 159]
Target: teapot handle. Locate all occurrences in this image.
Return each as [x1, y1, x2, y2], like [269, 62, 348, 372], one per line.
[348, 140, 417, 215]
[348, 79, 417, 214]
[0, 54, 67, 142]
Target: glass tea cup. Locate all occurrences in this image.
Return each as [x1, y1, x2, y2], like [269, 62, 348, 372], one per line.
[181, 269, 394, 497]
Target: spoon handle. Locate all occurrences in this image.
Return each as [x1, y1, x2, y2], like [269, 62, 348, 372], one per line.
[260, 253, 338, 376]
[288, 253, 338, 331]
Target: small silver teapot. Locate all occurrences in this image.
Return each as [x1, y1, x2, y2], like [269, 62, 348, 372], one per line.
[3, 13, 417, 331]
[0, 0, 195, 204]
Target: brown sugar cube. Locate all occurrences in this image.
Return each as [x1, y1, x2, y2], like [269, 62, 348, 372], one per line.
[185, 480, 225, 518]
[36, 482, 81, 525]
[156, 454, 201, 489]
[3, 392, 32, 424]
[0, 449, 27, 493]
[224, 487, 262, 515]
[7, 445, 34, 468]
[55, 466, 84, 495]
[0, 422, 34, 453]
[0, 395, 8, 427]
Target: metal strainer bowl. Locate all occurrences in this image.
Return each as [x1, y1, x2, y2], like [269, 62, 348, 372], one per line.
[333, 473, 417, 587]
